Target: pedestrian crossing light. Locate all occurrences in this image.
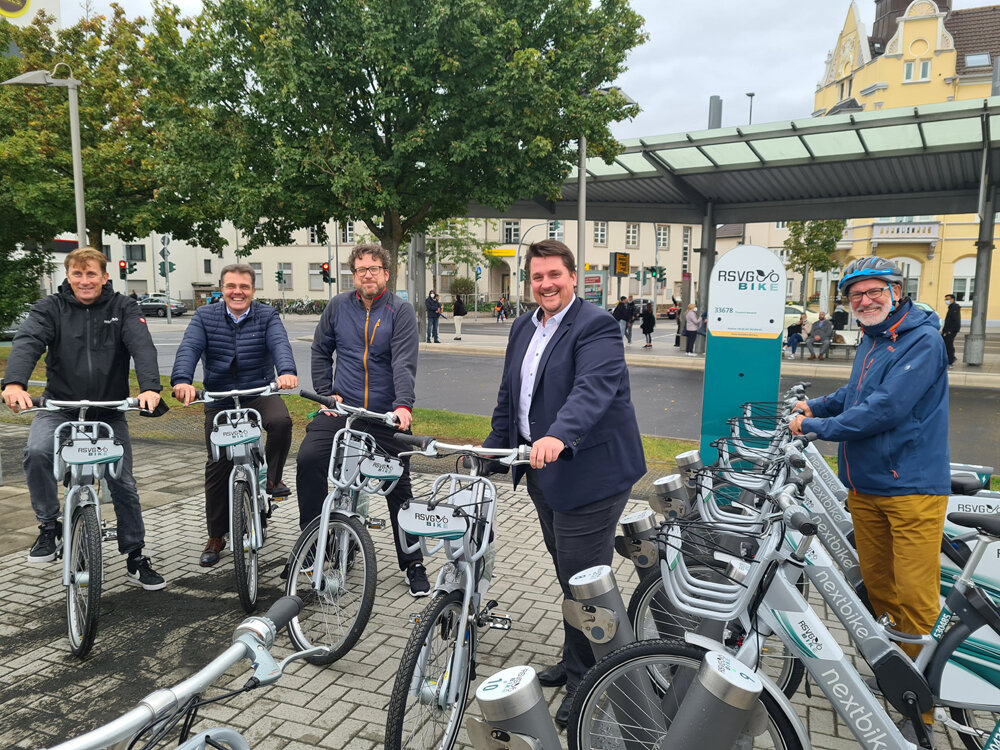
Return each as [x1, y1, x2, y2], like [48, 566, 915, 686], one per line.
[157, 261, 176, 278]
[275, 270, 285, 284]
[127, 262, 137, 275]
[118, 260, 128, 280]
[321, 262, 332, 283]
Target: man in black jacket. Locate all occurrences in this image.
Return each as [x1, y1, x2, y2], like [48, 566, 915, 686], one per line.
[942, 293, 961, 367]
[1, 248, 166, 589]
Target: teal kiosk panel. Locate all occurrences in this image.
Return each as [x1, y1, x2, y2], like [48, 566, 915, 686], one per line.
[700, 245, 786, 463]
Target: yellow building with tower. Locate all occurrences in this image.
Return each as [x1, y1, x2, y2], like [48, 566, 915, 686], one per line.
[816, 0, 1000, 324]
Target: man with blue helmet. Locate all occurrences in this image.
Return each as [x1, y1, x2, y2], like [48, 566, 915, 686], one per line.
[789, 255, 948, 739]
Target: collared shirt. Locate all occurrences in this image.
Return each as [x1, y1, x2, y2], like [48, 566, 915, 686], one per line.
[226, 305, 250, 325]
[517, 301, 573, 441]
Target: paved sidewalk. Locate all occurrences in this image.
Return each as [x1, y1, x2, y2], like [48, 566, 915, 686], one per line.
[0, 425, 962, 749]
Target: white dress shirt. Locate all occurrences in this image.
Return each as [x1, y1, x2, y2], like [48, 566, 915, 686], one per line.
[517, 302, 573, 441]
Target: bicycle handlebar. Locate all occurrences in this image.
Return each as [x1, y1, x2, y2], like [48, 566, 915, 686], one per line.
[395, 435, 531, 464]
[193, 382, 277, 403]
[23, 397, 141, 413]
[261, 594, 303, 632]
[299, 390, 399, 426]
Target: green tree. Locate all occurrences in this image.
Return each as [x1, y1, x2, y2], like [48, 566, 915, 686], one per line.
[783, 219, 847, 305]
[184, 0, 645, 290]
[0, 244, 53, 331]
[449, 276, 475, 299]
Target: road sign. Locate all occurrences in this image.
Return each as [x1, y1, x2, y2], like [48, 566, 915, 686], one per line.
[159, 248, 170, 260]
[611, 252, 630, 277]
[161, 234, 171, 247]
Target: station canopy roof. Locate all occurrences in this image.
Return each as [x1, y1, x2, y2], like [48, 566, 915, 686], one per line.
[468, 97, 1000, 225]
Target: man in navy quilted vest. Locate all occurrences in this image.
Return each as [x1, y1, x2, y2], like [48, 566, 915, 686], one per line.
[295, 243, 429, 596]
[172, 264, 298, 567]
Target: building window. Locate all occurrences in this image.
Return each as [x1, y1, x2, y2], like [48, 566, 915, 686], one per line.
[339, 263, 353, 290]
[625, 223, 639, 248]
[682, 226, 692, 273]
[920, 60, 931, 80]
[548, 220, 564, 241]
[124, 244, 146, 262]
[904, 61, 914, 81]
[340, 221, 355, 244]
[249, 262, 263, 289]
[308, 226, 320, 244]
[278, 262, 292, 291]
[904, 60, 930, 82]
[776, 221, 788, 229]
[502, 220, 520, 244]
[203, 259, 212, 274]
[594, 221, 607, 246]
[787, 279, 794, 297]
[953, 257, 976, 303]
[309, 262, 324, 291]
[966, 53, 991, 68]
[101, 244, 112, 259]
[655, 225, 670, 249]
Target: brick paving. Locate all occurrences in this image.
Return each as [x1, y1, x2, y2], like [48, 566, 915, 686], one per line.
[0, 424, 962, 749]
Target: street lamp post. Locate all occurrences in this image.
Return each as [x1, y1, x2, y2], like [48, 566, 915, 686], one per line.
[2, 65, 87, 249]
[515, 221, 550, 314]
[746, 92, 756, 125]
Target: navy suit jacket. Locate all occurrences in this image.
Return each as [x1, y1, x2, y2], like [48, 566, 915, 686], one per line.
[484, 297, 646, 511]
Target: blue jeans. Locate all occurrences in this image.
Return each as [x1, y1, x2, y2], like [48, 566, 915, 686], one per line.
[427, 316, 440, 342]
[787, 333, 803, 354]
[23, 409, 146, 555]
[524, 467, 630, 693]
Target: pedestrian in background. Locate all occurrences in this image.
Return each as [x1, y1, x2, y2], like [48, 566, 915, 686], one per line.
[806, 311, 834, 360]
[785, 313, 807, 359]
[624, 294, 638, 345]
[612, 296, 629, 339]
[640, 302, 656, 348]
[684, 303, 699, 356]
[452, 294, 467, 340]
[942, 293, 961, 367]
[425, 290, 442, 343]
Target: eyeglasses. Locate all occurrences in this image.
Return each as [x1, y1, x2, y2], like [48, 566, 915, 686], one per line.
[353, 266, 385, 277]
[847, 286, 890, 304]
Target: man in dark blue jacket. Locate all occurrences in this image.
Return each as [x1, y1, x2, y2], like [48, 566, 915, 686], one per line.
[296, 244, 428, 596]
[2, 247, 166, 589]
[172, 264, 298, 567]
[789, 256, 948, 737]
[483, 239, 645, 727]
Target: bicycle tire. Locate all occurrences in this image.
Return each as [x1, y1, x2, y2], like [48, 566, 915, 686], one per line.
[950, 707, 1000, 750]
[627, 568, 805, 698]
[231, 481, 258, 613]
[384, 590, 475, 750]
[284, 512, 376, 664]
[67, 504, 102, 658]
[567, 639, 804, 750]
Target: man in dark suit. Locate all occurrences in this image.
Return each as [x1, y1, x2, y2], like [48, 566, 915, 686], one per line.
[942, 293, 961, 367]
[483, 239, 646, 727]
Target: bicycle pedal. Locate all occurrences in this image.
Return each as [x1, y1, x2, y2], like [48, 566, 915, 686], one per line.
[367, 517, 386, 530]
[485, 612, 512, 630]
[408, 612, 422, 625]
[102, 527, 118, 541]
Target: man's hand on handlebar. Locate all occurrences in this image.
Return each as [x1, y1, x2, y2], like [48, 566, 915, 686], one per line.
[788, 414, 806, 436]
[138, 391, 161, 412]
[276, 374, 298, 390]
[792, 400, 813, 418]
[173, 383, 197, 405]
[2, 384, 33, 412]
[394, 407, 412, 431]
[530, 436, 564, 469]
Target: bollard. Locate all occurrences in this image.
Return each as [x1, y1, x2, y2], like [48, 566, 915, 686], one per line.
[615, 509, 659, 577]
[660, 650, 764, 750]
[467, 666, 560, 750]
[564, 566, 664, 747]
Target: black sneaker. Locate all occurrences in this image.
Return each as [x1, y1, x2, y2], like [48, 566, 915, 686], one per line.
[405, 562, 431, 597]
[126, 554, 166, 591]
[28, 523, 62, 563]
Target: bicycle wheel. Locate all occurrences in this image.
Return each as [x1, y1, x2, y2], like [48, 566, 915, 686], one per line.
[385, 590, 475, 750]
[231, 481, 258, 613]
[66, 504, 102, 658]
[628, 568, 805, 698]
[568, 639, 804, 750]
[284, 512, 376, 664]
[950, 707, 1000, 750]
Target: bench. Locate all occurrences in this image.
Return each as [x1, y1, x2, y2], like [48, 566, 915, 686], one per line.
[827, 331, 861, 359]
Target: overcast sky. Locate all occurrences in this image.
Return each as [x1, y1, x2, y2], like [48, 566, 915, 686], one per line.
[61, 0, 984, 139]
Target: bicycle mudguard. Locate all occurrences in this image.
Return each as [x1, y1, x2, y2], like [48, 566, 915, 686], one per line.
[682, 631, 810, 749]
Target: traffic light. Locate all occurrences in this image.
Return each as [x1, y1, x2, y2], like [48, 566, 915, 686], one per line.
[127, 262, 137, 275]
[633, 269, 641, 281]
[321, 262, 332, 283]
[157, 261, 176, 278]
[275, 270, 285, 284]
[519, 269, 525, 282]
[118, 260, 128, 280]
[649, 267, 657, 278]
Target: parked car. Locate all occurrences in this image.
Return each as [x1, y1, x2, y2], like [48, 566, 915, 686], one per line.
[138, 295, 187, 317]
[605, 297, 655, 316]
[1, 307, 30, 339]
[783, 304, 820, 330]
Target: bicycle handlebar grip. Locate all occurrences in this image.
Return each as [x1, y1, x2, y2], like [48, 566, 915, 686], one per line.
[194, 389, 206, 401]
[394, 433, 435, 451]
[784, 507, 817, 536]
[263, 595, 303, 632]
[299, 389, 336, 408]
[30, 396, 46, 408]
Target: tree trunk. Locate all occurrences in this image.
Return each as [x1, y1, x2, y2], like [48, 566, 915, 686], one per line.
[800, 264, 809, 307]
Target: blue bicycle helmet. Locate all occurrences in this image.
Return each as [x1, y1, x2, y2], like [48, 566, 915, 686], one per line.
[838, 256, 903, 291]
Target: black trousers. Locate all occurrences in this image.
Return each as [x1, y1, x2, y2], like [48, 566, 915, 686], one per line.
[524, 468, 630, 694]
[203, 395, 292, 539]
[942, 330, 958, 365]
[296, 413, 421, 570]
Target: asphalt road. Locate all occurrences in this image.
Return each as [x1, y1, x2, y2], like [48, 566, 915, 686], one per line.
[147, 318, 999, 468]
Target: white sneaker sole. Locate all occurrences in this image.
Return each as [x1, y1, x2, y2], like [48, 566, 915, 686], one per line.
[126, 573, 167, 591]
[27, 540, 63, 563]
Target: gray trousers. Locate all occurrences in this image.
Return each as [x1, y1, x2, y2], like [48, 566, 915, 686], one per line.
[24, 409, 145, 555]
[524, 468, 630, 694]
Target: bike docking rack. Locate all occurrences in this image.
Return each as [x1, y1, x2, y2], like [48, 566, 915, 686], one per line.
[467, 666, 562, 750]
